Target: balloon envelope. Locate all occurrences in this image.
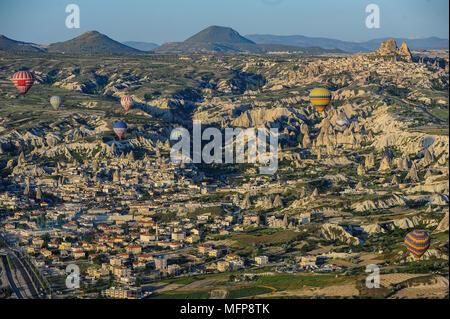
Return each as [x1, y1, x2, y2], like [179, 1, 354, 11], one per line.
[113, 121, 127, 139]
[309, 88, 331, 113]
[404, 230, 430, 259]
[50, 96, 62, 110]
[336, 118, 349, 127]
[12, 71, 35, 94]
[121, 96, 134, 112]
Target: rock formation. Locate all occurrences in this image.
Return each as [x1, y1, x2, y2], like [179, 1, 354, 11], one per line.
[405, 162, 419, 182]
[273, 194, 283, 208]
[378, 156, 391, 171]
[357, 163, 365, 176]
[373, 39, 412, 62]
[365, 153, 375, 170]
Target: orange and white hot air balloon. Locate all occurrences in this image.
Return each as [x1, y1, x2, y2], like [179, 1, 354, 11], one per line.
[121, 96, 134, 112]
[12, 70, 35, 94]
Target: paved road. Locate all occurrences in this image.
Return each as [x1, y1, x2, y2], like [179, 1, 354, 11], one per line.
[1, 254, 23, 299]
[9, 251, 41, 298]
[1, 233, 47, 298]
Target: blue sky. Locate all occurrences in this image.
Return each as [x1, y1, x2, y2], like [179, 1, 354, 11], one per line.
[0, 0, 448, 44]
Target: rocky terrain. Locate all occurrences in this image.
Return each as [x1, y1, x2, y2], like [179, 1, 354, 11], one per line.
[0, 39, 448, 299]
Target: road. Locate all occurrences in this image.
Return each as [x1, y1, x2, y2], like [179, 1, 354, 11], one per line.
[1, 254, 24, 299]
[0, 232, 48, 299]
[9, 250, 42, 298]
[387, 94, 447, 124]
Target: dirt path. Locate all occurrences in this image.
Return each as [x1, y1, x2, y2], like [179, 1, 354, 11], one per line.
[389, 276, 449, 299]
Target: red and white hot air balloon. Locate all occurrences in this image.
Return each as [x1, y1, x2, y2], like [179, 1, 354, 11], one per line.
[121, 96, 134, 112]
[12, 70, 35, 94]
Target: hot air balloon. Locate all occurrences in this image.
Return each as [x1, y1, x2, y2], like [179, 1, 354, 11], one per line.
[309, 88, 331, 114]
[404, 230, 430, 259]
[113, 121, 127, 140]
[121, 96, 134, 112]
[336, 118, 349, 127]
[12, 71, 35, 94]
[50, 96, 62, 110]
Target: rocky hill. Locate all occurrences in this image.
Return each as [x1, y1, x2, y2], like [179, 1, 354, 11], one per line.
[47, 31, 142, 54]
[372, 39, 412, 61]
[185, 26, 255, 44]
[0, 34, 44, 52]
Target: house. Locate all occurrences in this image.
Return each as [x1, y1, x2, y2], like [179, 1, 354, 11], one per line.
[167, 264, 180, 275]
[110, 257, 123, 266]
[255, 255, 269, 266]
[154, 256, 167, 270]
[135, 253, 153, 262]
[197, 244, 211, 255]
[133, 260, 148, 270]
[140, 233, 156, 243]
[103, 286, 141, 299]
[171, 231, 185, 241]
[185, 234, 200, 244]
[169, 242, 183, 250]
[40, 248, 52, 258]
[112, 266, 131, 278]
[73, 249, 86, 259]
[126, 244, 142, 255]
[59, 242, 72, 251]
[208, 249, 224, 258]
[243, 215, 259, 226]
[217, 261, 230, 272]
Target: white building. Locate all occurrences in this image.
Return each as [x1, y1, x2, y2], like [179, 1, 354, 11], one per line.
[255, 255, 269, 266]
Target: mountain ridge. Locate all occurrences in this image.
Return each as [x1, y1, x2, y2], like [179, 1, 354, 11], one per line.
[0, 34, 45, 52]
[122, 41, 159, 51]
[246, 34, 449, 52]
[155, 26, 342, 54]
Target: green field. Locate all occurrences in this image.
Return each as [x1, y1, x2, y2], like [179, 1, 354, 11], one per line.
[149, 291, 210, 299]
[430, 106, 449, 121]
[254, 274, 350, 291]
[227, 286, 273, 298]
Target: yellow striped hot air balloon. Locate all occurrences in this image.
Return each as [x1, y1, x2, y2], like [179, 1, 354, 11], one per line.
[309, 88, 332, 113]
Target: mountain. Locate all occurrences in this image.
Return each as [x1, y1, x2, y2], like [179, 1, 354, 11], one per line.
[122, 41, 159, 51]
[155, 26, 341, 54]
[0, 34, 45, 52]
[246, 34, 364, 52]
[185, 25, 255, 44]
[47, 31, 142, 54]
[246, 34, 449, 52]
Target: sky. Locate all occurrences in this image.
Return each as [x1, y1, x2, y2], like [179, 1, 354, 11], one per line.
[0, 0, 448, 45]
